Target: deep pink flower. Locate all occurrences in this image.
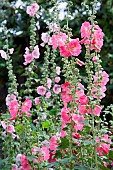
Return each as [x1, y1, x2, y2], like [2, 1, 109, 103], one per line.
[81, 21, 91, 38]
[21, 154, 31, 170]
[72, 114, 85, 123]
[60, 38, 81, 57]
[37, 86, 46, 95]
[50, 136, 59, 151]
[21, 98, 32, 113]
[53, 84, 61, 94]
[79, 95, 89, 105]
[72, 133, 81, 139]
[61, 107, 70, 123]
[93, 105, 102, 116]
[78, 105, 91, 115]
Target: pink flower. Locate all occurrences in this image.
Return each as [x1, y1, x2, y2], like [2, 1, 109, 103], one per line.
[9, 48, 14, 54]
[55, 77, 60, 83]
[9, 100, 19, 119]
[1, 121, 7, 129]
[39, 146, 50, 161]
[93, 105, 102, 116]
[79, 95, 89, 105]
[6, 94, 16, 106]
[47, 78, 52, 89]
[60, 38, 81, 57]
[72, 114, 85, 124]
[46, 92, 51, 98]
[74, 122, 84, 132]
[61, 82, 73, 104]
[92, 56, 99, 62]
[50, 136, 59, 151]
[72, 133, 81, 139]
[76, 59, 85, 66]
[53, 84, 61, 94]
[24, 53, 34, 65]
[21, 154, 31, 170]
[21, 98, 32, 113]
[0, 50, 8, 60]
[81, 21, 91, 39]
[61, 107, 70, 123]
[35, 97, 40, 105]
[49, 32, 68, 50]
[32, 147, 39, 155]
[27, 3, 39, 17]
[60, 130, 67, 138]
[56, 66, 61, 75]
[7, 125, 15, 133]
[41, 33, 49, 43]
[32, 45, 40, 59]
[49, 23, 60, 32]
[78, 105, 91, 114]
[37, 86, 46, 95]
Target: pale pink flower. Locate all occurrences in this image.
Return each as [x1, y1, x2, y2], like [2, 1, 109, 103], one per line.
[37, 86, 46, 95]
[74, 122, 84, 132]
[39, 146, 50, 161]
[0, 50, 8, 60]
[41, 33, 49, 43]
[53, 84, 61, 94]
[32, 45, 40, 59]
[46, 92, 51, 98]
[27, 3, 39, 17]
[49, 32, 68, 50]
[23, 53, 34, 65]
[101, 134, 111, 143]
[32, 147, 39, 155]
[76, 59, 85, 66]
[60, 38, 81, 57]
[12, 133, 19, 139]
[21, 98, 32, 113]
[49, 23, 60, 32]
[55, 77, 60, 83]
[60, 130, 67, 138]
[47, 78, 52, 89]
[93, 105, 102, 116]
[35, 97, 40, 105]
[9, 48, 14, 54]
[81, 21, 91, 38]
[92, 56, 99, 62]
[9, 100, 19, 119]
[7, 125, 15, 133]
[6, 94, 16, 106]
[1, 121, 7, 129]
[56, 66, 61, 75]
[72, 114, 85, 123]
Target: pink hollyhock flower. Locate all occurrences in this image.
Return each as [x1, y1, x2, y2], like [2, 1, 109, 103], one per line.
[56, 66, 61, 75]
[39, 146, 50, 161]
[1, 121, 7, 129]
[9, 48, 14, 54]
[9, 100, 19, 119]
[76, 89, 84, 98]
[72, 114, 85, 124]
[6, 94, 16, 106]
[41, 33, 49, 43]
[78, 105, 91, 115]
[47, 78, 52, 89]
[50, 136, 59, 151]
[60, 130, 67, 138]
[101, 134, 111, 143]
[49, 22, 60, 32]
[21, 154, 31, 170]
[24, 53, 34, 65]
[79, 95, 89, 105]
[93, 105, 102, 116]
[21, 98, 32, 113]
[92, 56, 99, 62]
[53, 84, 61, 94]
[32, 45, 40, 59]
[74, 122, 84, 132]
[61, 107, 70, 123]
[72, 133, 81, 139]
[37, 86, 46, 95]
[32, 147, 39, 155]
[0, 50, 8, 60]
[55, 77, 60, 83]
[76, 59, 85, 66]
[27, 3, 39, 17]
[35, 97, 40, 105]
[7, 125, 15, 133]
[60, 38, 81, 57]
[49, 32, 68, 50]
[46, 91, 51, 98]
[81, 21, 91, 39]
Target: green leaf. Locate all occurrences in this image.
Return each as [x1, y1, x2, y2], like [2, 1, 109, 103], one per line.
[74, 165, 88, 170]
[41, 121, 50, 129]
[15, 124, 24, 134]
[47, 161, 60, 168]
[109, 150, 113, 158]
[60, 156, 76, 165]
[60, 137, 69, 149]
[84, 140, 91, 146]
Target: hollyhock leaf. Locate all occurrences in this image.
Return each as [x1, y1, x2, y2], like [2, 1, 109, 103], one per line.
[60, 137, 69, 149]
[81, 119, 90, 126]
[48, 162, 60, 168]
[26, 156, 36, 161]
[108, 150, 113, 159]
[74, 165, 88, 170]
[60, 156, 76, 165]
[49, 108, 58, 115]
[41, 121, 50, 128]
[84, 140, 92, 146]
